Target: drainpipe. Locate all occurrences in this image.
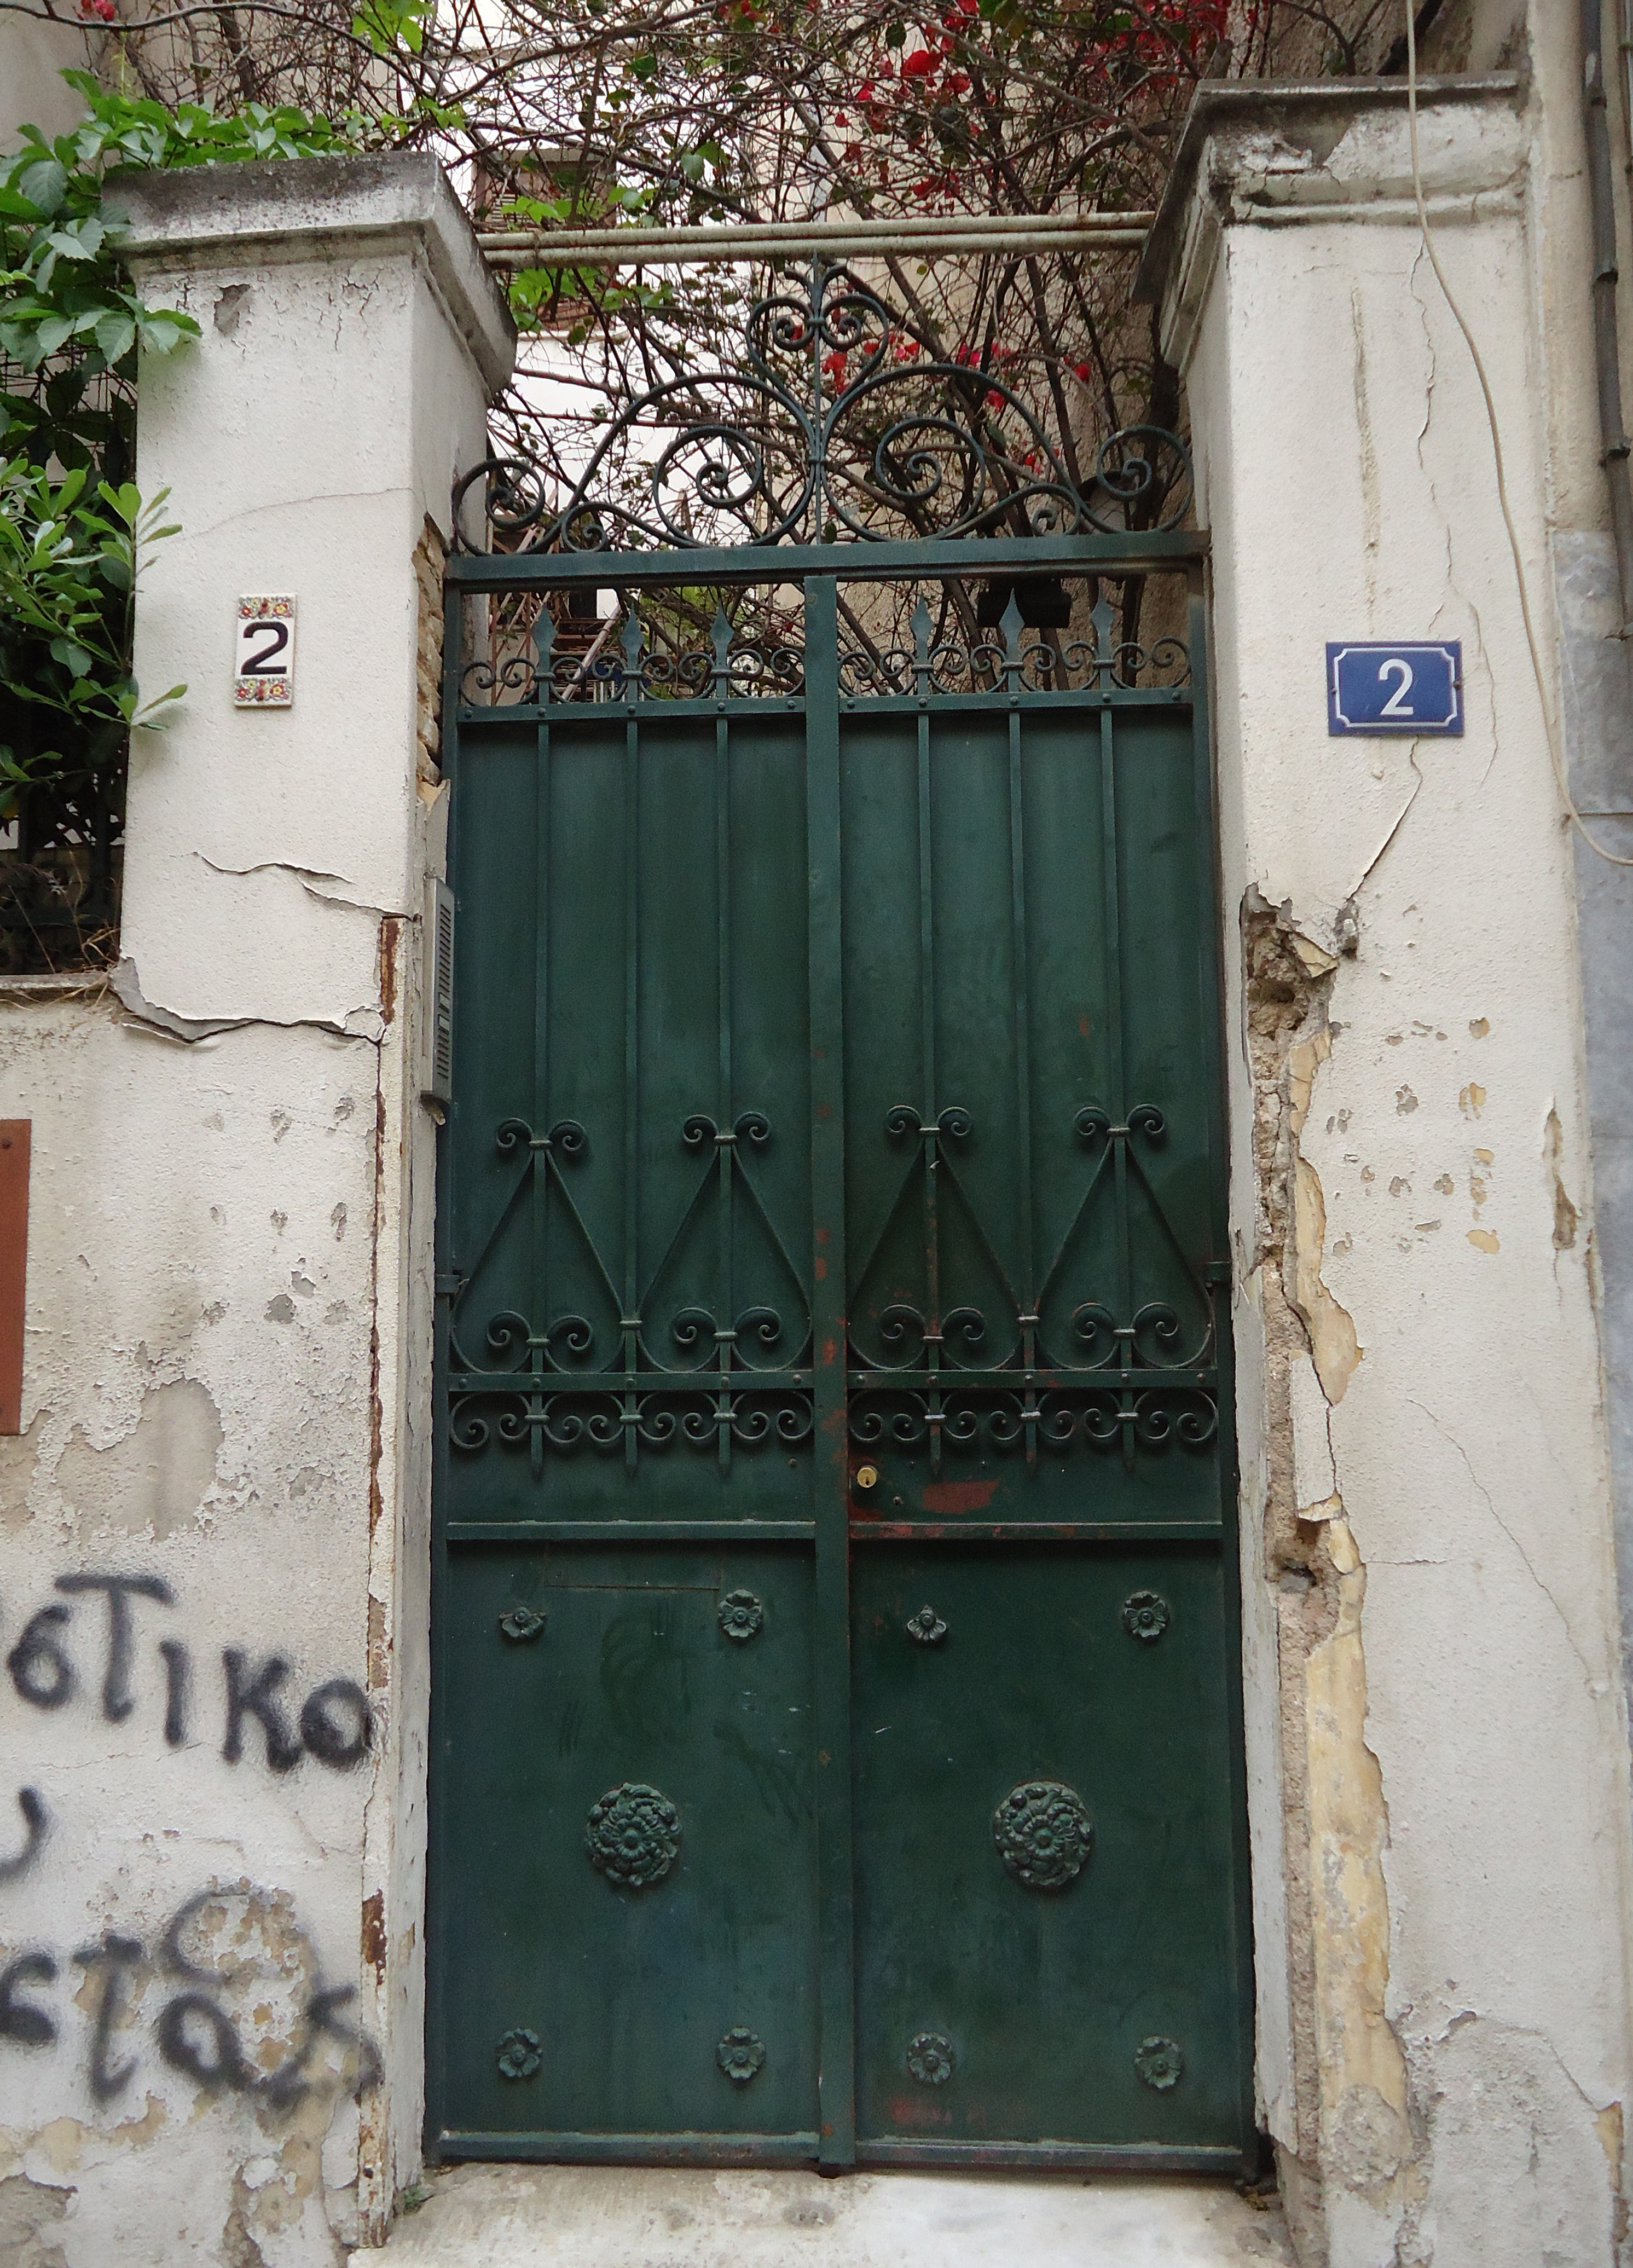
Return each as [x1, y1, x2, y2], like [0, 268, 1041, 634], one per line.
[1585, 0, 1633, 638]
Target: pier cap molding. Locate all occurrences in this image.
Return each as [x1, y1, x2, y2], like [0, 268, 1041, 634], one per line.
[113, 149, 516, 398]
[1135, 72, 1528, 373]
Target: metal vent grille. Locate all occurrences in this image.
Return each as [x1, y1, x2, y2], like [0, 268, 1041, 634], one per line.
[424, 878, 454, 1106]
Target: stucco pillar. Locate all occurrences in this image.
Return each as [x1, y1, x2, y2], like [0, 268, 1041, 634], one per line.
[3, 155, 517, 2257]
[1143, 71, 1633, 2268]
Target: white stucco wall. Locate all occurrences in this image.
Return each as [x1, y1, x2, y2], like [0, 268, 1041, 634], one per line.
[1158, 60, 1633, 2268]
[0, 157, 511, 2267]
[5, 45, 1633, 2268]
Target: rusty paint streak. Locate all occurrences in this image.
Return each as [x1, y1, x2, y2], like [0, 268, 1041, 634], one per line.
[888, 2094, 954, 2127]
[920, 1477, 999, 1515]
[360, 1889, 386, 1978]
[378, 915, 401, 1028]
[367, 1075, 386, 1548]
[0, 1120, 28, 1436]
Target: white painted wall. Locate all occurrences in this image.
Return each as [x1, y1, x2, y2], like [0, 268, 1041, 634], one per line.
[0, 15, 93, 151]
[0, 155, 511, 2266]
[1157, 59, 1633, 2268]
[4, 40, 1632, 2268]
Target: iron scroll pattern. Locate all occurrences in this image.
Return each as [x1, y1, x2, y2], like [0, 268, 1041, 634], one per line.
[447, 1109, 813, 1476]
[461, 587, 1188, 709]
[447, 1102, 1215, 1476]
[846, 1102, 1218, 1475]
[451, 262, 1191, 557]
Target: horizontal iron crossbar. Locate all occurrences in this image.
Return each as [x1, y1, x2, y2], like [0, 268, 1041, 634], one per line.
[435, 2131, 823, 2166]
[859, 2140, 1247, 2174]
[447, 531, 1207, 591]
[849, 1520, 1225, 1541]
[445, 1519, 817, 1542]
[455, 685, 1192, 725]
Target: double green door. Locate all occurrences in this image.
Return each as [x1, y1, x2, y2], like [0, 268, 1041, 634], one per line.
[428, 566, 1252, 2173]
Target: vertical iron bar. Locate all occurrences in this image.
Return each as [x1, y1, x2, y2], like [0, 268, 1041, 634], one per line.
[1008, 705, 1038, 1468]
[805, 575, 855, 2170]
[917, 705, 943, 1476]
[716, 709, 734, 1473]
[533, 711, 553, 1362]
[622, 693, 642, 1473]
[1008, 707, 1034, 1290]
[1098, 703, 1136, 1472]
[425, 576, 462, 2156]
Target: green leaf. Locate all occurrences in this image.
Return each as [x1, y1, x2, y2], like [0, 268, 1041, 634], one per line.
[15, 158, 67, 219]
[48, 635, 95, 678]
[92, 311, 136, 365]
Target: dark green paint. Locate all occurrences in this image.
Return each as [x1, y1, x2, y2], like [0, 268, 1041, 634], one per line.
[428, 565, 1253, 2173]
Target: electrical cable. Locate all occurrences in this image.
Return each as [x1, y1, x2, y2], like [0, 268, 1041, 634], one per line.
[1405, 0, 1633, 863]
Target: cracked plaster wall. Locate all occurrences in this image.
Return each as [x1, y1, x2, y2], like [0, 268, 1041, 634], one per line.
[1161, 39, 1633, 2268]
[0, 165, 507, 2266]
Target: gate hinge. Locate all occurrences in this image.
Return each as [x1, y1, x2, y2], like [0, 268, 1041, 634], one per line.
[435, 1272, 465, 1301]
[421, 877, 455, 1109]
[1205, 1259, 1232, 1288]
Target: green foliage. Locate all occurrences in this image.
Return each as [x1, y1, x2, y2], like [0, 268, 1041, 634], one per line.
[0, 461, 183, 786]
[0, 65, 416, 961]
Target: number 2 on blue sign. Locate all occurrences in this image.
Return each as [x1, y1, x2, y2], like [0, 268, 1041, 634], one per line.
[1326, 641, 1462, 736]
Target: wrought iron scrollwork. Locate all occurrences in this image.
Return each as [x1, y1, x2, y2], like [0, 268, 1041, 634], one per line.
[837, 592, 1189, 698]
[451, 263, 1190, 557]
[449, 1108, 813, 1476]
[846, 1100, 1217, 1476]
[462, 604, 807, 709]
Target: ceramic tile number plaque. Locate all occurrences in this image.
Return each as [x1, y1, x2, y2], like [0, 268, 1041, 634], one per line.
[235, 595, 297, 707]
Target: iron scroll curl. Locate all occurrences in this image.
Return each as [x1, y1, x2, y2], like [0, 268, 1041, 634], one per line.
[451, 263, 1191, 554]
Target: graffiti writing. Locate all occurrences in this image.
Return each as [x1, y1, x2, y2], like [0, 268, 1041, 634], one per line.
[2, 1571, 371, 1772]
[0, 1884, 380, 2116]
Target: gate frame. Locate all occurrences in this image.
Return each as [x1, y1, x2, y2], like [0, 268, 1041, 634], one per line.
[427, 308, 1256, 2172]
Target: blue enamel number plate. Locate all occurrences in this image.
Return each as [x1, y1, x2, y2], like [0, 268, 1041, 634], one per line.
[1327, 641, 1463, 735]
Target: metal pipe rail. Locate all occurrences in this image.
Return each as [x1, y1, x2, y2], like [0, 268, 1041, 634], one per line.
[476, 211, 1153, 266]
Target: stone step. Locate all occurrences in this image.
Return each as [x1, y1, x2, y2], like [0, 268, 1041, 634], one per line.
[357, 2166, 1295, 2268]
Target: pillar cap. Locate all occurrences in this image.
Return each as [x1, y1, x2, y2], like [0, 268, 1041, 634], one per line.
[1134, 70, 1526, 311]
[112, 149, 516, 397]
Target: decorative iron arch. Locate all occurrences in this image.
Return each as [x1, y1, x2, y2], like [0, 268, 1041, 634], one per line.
[452, 261, 1190, 556]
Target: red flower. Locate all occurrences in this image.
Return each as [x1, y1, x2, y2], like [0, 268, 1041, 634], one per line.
[844, 141, 862, 161]
[856, 80, 875, 99]
[900, 47, 936, 76]
[946, 71, 970, 91]
[985, 387, 1005, 409]
[821, 349, 848, 381]
[1073, 361, 1092, 381]
[79, 0, 117, 19]
[834, 110, 849, 124]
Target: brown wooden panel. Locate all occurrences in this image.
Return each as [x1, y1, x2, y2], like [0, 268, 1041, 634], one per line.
[0, 1120, 31, 1434]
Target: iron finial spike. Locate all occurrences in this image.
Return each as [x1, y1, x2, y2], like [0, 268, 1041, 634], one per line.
[531, 605, 554, 702]
[1090, 594, 1116, 668]
[911, 596, 933, 695]
[1000, 590, 1026, 680]
[619, 607, 643, 688]
[711, 605, 733, 694]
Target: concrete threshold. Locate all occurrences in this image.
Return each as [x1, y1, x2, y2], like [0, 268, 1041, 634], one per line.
[357, 2165, 1295, 2267]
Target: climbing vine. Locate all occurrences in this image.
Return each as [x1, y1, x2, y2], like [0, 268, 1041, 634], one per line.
[0, 70, 428, 968]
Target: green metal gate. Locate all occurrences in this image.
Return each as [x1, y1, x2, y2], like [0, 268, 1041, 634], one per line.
[427, 267, 1253, 2176]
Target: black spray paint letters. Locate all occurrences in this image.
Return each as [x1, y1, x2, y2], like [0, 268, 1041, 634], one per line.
[0, 1887, 381, 2114]
[2, 1573, 372, 1772]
